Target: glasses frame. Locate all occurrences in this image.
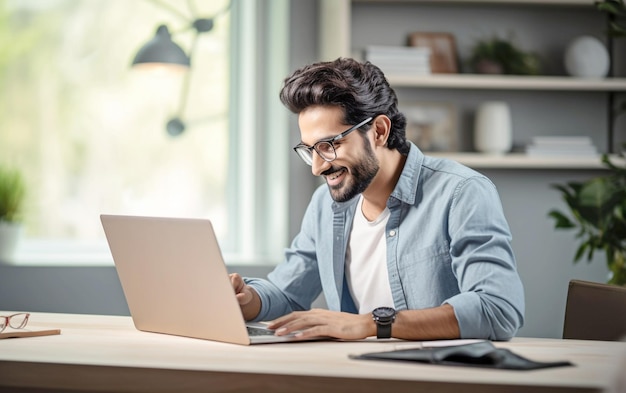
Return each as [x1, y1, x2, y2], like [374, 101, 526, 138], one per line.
[0, 312, 30, 333]
[293, 117, 373, 166]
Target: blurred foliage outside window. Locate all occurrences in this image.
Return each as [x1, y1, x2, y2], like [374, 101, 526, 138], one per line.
[0, 0, 230, 256]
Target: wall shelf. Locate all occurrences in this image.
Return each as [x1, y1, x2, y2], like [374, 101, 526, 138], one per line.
[386, 74, 626, 91]
[320, 0, 625, 168]
[427, 152, 625, 169]
[354, 0, 593, 4]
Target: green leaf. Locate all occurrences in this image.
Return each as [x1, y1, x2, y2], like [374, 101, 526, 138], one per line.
[551, 183, 573, 196]
[596, 0, 626, 16]
[576, 177, 621, 228]
[551, 182, 582, 212]
[574, 242, 588, 262]
[547, 210, 575, 229]
[609, 21, 626, 37]
[605, 246, 617, 266]
[578, 177, 614, 206]
[602, 155, 626, 182]
[586, 239, 598, 261]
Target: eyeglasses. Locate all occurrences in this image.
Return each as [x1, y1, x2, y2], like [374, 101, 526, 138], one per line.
[0, 312, 30, 333]
[293, 117, 373, 166]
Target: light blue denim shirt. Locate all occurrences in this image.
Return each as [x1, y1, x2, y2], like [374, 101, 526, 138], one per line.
[246, 142, 525, 340]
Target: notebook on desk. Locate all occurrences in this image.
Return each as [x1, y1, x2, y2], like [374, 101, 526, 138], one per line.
[100, 214, 311, 345]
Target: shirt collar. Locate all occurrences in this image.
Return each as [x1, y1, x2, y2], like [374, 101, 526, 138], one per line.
[389, 142, 422, 205]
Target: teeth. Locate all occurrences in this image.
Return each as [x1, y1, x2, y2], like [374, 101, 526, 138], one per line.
[329, 169, 344, 180]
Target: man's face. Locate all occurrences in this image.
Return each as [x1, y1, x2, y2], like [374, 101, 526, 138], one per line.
[298, 106, 379, 202]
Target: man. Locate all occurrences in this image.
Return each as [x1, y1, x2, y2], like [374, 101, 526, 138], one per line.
[230, 58, 524, 341]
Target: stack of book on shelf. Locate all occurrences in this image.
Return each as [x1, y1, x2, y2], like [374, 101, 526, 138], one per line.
[365, 46, 431, 75]
[525, 136, 598, 157]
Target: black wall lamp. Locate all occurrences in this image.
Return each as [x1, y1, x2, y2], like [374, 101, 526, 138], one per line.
[131, 0, 230, 136]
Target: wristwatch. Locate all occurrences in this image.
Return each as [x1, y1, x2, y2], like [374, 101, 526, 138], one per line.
[372, 307, 396, 339]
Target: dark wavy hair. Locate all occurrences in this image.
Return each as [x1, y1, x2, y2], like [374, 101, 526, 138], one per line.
[279, 58, 409, 155]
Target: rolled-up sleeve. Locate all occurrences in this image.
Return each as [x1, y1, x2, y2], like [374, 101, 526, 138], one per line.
[445, 176, 525, 341]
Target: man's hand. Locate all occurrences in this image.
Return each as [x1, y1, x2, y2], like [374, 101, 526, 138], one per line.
[269, 305, 461, 341]
[268, 309, 376, 340]
[229, 273, 261, 321]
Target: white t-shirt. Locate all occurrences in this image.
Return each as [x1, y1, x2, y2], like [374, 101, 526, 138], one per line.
[345, 195, 395, 314]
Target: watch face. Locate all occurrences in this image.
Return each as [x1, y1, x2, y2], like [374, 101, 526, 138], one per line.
[373, 307, 395, 318]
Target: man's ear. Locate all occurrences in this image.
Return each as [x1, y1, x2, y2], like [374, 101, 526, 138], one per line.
[373, 115, 392, 147]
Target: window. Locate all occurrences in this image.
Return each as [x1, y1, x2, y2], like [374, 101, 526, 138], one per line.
[0, 0, 289, 265]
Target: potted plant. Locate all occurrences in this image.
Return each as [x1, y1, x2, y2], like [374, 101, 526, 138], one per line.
[468, 35, 540, 75]
[548, 154, 626, 286]
[0, 166, 26, 264]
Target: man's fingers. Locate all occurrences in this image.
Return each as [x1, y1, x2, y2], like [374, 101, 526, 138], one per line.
[230, 273, 244, 292]
[269, 310, 372, 339]
[229, 273, 252, 305]
[270, 312, 327, 335]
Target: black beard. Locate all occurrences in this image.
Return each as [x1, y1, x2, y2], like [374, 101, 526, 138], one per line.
[325, 139, 379, 203]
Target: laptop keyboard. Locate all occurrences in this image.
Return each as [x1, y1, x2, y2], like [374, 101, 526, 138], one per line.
[247, 326, 276, 337]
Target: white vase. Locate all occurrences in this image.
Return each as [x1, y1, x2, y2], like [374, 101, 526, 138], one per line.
[0, 221, 22, 264]
[474, 101, 512, 155]
[564, 36, 609, 78]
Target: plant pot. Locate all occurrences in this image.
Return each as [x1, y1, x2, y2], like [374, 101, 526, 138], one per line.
[0, 220, 22, 264]
[474, 59, 503, 75]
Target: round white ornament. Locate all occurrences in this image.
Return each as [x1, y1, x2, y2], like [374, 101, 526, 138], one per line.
[564, 36, 609, 78]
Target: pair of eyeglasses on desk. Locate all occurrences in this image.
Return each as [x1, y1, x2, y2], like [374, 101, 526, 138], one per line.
[0, 313, 30, 333]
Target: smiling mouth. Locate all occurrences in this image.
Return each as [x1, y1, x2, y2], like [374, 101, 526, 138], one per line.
[327, 168, 346, 181]
[324, 168, 347, 189]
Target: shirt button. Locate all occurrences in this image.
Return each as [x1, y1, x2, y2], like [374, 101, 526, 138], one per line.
[389, 230, 396, 237]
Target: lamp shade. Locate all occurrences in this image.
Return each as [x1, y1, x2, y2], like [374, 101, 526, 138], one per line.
[132, 25, 190, 67]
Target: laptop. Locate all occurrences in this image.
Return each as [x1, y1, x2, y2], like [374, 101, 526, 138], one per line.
[100, 214, 312, 345]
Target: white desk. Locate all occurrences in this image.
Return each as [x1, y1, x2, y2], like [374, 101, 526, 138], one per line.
[0, 312, 625, 393]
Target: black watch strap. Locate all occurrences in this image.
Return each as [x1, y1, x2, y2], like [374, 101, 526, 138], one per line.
[377, 321, 392, 339]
